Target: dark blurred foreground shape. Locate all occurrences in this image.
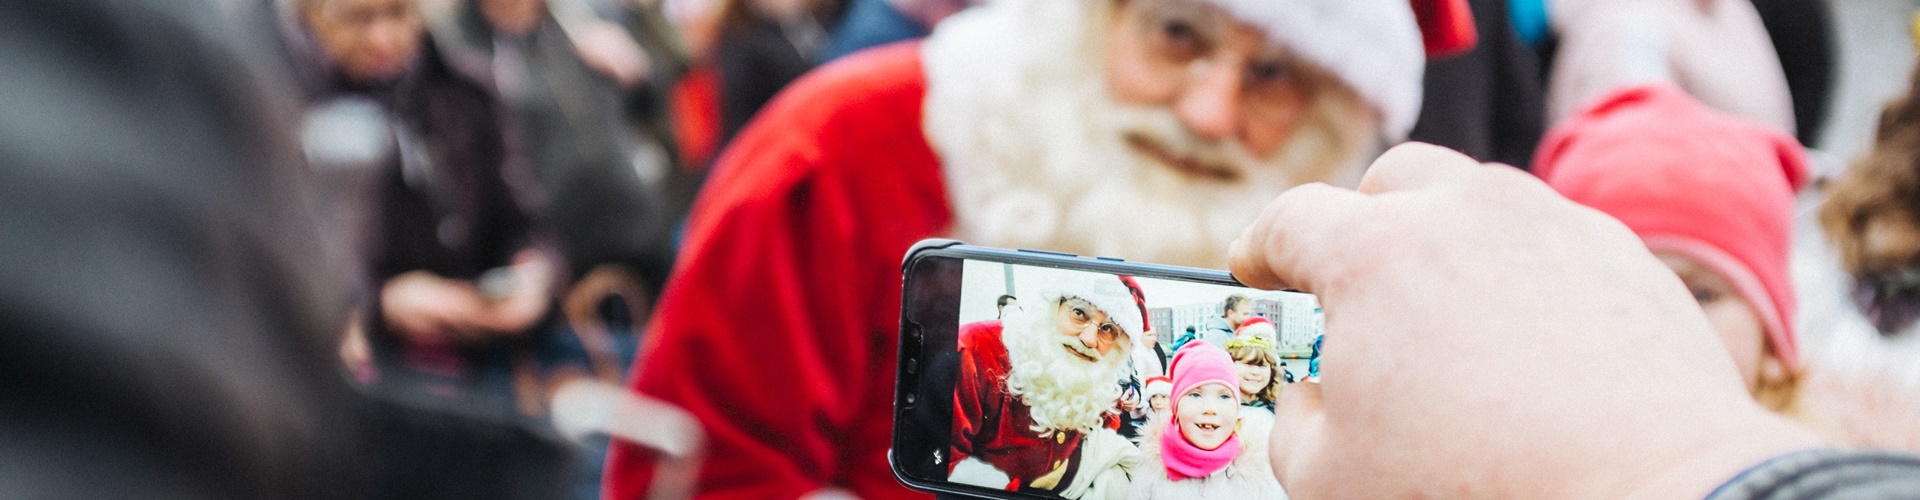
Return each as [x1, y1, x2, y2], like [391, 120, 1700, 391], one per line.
[0, 0, 572, 497]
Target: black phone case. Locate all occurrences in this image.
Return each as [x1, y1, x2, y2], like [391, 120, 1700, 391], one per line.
[889, 239, 1250, 499]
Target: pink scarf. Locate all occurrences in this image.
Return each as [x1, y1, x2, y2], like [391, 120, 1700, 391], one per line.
[1161, 341, 1244, 479]
[1160, 419, 1241, 480]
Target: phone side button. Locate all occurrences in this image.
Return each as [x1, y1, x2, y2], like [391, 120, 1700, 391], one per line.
[1017, 248, 1078, 257]
[1094, 256, 1125, 262]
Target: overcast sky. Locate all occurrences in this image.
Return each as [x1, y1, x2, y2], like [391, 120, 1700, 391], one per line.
[958, 260, 1313, 324]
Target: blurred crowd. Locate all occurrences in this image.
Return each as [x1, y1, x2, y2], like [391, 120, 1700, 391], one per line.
[7, 0, 1920, 498]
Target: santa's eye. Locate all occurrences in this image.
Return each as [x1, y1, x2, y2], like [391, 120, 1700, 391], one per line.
[1145, 5, 1214, 64]
[1073, 308, 1088, 320]
[1159, 20, 1207, 59]
[1246, 60, 1294, 87]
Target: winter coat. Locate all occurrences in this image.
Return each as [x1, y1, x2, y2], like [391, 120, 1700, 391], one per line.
[1128, 409, 1288, 499]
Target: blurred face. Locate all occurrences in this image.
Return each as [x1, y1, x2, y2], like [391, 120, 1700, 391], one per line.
[304, 0, 424, 82]
[1225, 303, 1252, 327]
[1149, 394, 1169, 413]
[1235, 359, 1270, 398]
[479, 0, 546, 36]
[1656, 253, 1783, 389]
[1176, 383, 1239, 450]
[1105, 0, 1314, 164]
[1054, 297, 1126, 360]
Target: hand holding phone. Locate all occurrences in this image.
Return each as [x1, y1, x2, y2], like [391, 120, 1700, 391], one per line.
[1230, 143, 1824, 499]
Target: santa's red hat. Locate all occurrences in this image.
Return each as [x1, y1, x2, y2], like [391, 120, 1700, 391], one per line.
[1535, 84, 1809, 371]
[1235, 316, 1276, 339]
[1410, 0, 1479, 59]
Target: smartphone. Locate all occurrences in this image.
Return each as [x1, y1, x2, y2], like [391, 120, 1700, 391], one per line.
[890, 239, 1322, 499]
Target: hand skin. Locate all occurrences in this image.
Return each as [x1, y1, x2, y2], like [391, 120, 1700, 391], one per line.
[380, 270, 490, 345]
[1229, 143, 1823, 499]
[468, 249, 557, 335]
[379, 249, 556, 343]
[571, 20, 650, 89]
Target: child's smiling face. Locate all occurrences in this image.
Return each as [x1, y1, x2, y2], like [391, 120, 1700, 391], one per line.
[1176, 383, 1239, 450]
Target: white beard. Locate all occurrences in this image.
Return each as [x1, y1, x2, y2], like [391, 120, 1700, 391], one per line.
[1002, 305, 1131, 437]
[921, 0, 1379, 269]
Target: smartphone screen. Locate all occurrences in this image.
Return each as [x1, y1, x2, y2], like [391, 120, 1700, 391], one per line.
[894, 245, 1321, 499]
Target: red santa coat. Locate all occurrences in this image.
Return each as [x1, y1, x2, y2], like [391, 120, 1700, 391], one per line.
[952, 320, 1083, 492]
[604, 43, 948, 499]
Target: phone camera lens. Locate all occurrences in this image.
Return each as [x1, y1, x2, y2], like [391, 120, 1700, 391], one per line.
[905, 358, 917, 374]
[904, 392, 917, 405]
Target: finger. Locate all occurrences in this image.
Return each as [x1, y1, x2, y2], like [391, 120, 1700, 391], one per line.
[1354, 142, 1484, 195]
[1228, 182, 1367, 292]
[1270, 381, 1325, 491]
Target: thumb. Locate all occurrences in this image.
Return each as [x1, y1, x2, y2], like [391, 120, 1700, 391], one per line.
[1271, 381, 1326, 494]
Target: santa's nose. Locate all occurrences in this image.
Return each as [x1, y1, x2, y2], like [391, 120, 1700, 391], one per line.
[1174, 61, 1244, 143]
[1077, 325, 1101, 350]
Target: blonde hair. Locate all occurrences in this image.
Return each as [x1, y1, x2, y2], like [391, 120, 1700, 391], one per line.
[1226, 343, 1283, 406]
[1753, 341, 1806, 418]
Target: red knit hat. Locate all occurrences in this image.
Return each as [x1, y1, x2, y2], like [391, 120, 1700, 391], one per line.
[1534, 84, 1809, 371]
[1143, 375, 1173, 401]
[1235, 316, 1277, 340]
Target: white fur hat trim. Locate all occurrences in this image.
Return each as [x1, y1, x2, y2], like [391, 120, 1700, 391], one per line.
[1022, 270, 1146, 339]
[1202, 0, 1426, 140]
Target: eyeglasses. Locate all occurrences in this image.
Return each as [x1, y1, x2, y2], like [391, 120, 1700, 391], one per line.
[1130, 0, 1319, 124]
[1059, 297, 1126, 347]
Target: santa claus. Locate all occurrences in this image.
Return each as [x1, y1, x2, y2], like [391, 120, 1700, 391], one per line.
[950, 274, 1148, 498]
[604, 0, 1425, 497]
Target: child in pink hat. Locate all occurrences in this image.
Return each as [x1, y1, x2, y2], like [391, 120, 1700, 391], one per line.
[1128, 341, 1284, 498]
[1536, 83, 1808, 413]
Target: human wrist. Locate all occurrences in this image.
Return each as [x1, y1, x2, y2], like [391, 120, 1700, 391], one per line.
[1613, 414, 1824, 500]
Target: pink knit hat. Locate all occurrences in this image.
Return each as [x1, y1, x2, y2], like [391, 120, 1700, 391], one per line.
[1535, 84, 1809, 371]
[1162, 341, 1242, 479]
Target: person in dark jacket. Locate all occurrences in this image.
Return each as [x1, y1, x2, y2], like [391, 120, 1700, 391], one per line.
[277, 0, 564, 421]
[1407, 0, 1546, 170]
[436, 0, 681, 315]
[818, 0, 971, 62]
[711, 0, 842, 148]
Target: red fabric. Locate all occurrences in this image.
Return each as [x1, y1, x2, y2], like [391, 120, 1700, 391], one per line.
[670, 62, 723, 169]
[1235, 315, 1272, 334]
[1411, 0, 1478, 59]
[952, 320, 1084, 490]
[604, 42, 949, 499]
[1533, 83, 1809, 371]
